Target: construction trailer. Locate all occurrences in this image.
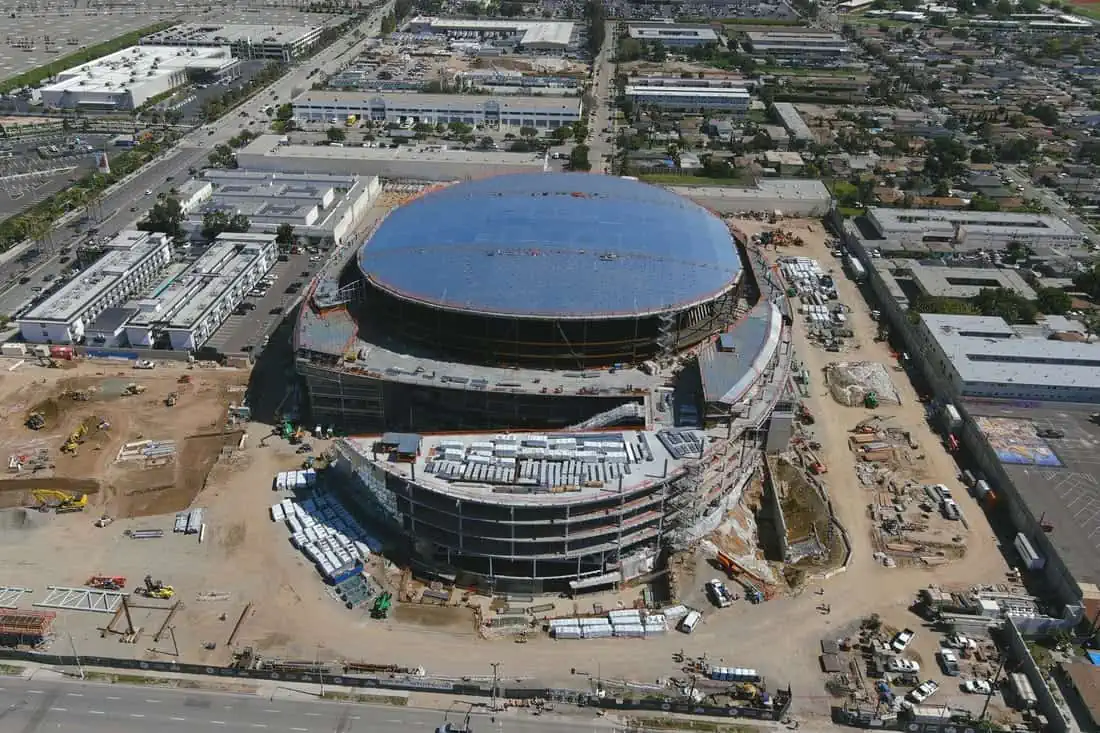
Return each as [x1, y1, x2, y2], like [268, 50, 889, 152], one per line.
[0, 610, 56, 646]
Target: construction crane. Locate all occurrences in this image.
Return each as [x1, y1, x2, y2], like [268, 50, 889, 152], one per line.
[31, 489, 88, 513]
[137, 575, 174, 599]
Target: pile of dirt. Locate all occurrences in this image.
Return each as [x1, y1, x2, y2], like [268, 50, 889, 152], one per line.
[826, 361, 900, 407]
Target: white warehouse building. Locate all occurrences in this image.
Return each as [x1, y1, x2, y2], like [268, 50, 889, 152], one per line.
[124, 232, 277, 351]
[292, 91, 583, 129]
[866, 207, 1081, 250]
[405, 16, 575, 52]
[40, 45, 240, 110]
[139, 23, 327, 61]
[912, 313, 1100, 403]
[624, 85, 750, 113]
[18, 231, 172, 344]
[178, 170, 382, 247]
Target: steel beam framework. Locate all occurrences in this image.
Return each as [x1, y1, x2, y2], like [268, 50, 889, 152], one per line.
[34, 586, 124, 613]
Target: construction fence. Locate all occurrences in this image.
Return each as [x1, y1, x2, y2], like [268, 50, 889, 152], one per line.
[0, 649, 791, 721]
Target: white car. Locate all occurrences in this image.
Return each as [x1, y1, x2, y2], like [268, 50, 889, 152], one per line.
[907, 680, 940, 704]
[962, 679, 993, 695]
[144, 189, 152, 195]
[887, 657, 919, 674]
[892, 628, 916, 652]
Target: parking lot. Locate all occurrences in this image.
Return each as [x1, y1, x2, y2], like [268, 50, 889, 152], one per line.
[203, 249, 317, 354]
[0, 133, 109, 216]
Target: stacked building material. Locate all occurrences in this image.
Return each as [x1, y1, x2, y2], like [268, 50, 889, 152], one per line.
[0, 610, 56, 646]
[270, 489, 380, 584]
[273, 469, 318, 490]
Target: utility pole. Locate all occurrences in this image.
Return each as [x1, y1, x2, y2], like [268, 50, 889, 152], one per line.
[979, 656, 1005, 723]
[68, 633, 84, 680]
[490, 661, 501, 714]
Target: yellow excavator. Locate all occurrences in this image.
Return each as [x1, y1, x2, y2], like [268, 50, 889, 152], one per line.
[136, 575, 174, 599]
[62, 424, 87, 454]
[31, 490, 88, 513]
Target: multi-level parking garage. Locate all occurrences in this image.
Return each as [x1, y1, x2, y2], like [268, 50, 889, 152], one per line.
[298, 174, 796, 591]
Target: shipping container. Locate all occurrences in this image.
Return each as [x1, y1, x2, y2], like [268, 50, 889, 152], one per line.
[1013, 533, 1045, 570]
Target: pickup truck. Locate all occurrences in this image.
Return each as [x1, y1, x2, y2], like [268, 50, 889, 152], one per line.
[891, 628, 916, 652]
[705, 579, 735, 608]
[907, 679, 940, 704]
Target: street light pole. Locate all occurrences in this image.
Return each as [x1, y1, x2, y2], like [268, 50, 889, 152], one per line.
[490, 661, 501, 715]
[68, 633, 84, 680]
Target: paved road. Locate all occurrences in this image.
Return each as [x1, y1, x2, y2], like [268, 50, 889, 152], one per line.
[0, 4, 394, 321]
[0, 676, 622, 733]
[1002, 165, 1095, 239]
[584, 21, 617, 173]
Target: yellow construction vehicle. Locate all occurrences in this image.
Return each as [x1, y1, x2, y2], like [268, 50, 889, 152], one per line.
[123, 383, 147, 396]
[137, 575, 174, 599]
[62, 424, 87, 454]
[31, 490, 88, 513]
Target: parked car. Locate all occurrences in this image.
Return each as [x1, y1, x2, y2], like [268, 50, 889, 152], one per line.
[937, 649, 961, 676]
[705, 579, 735, 608]
[1036, 427, 1065, 439]
[892, 628, 916, 653]
[887, 657, 919, 674]
[907, 680, 939, 704]
[962, 679, 993, 695]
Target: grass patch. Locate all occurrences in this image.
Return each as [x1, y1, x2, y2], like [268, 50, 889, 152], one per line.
[321, 691, 409, 705]
[0, 664, 24, 676]
[837, 206, 866, 217]
[627, 717, 757, 733]
[82, 672, 200, 688]
[639, 173, 754, 187]
[1069, 3, 1100, 20]
[0, 21, 175, 92]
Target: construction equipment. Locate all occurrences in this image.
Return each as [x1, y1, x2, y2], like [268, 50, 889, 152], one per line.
[165, 392, 178, 407]
[62, 389, 90, 401]
[371, 591, 392, 619]
[715, 551, 774, 602]
[25, 412, 45, 430]
[137, 575, 175, 600]
[797, 404, 814, 425]
[178, 375, 192, 384]
[87, 575, 126, 591]
[62, 423, 88, 454]
[864, 391, 879, 409]
[123, 383, 146, 396]
[31, 489, 88, 513]
[94, 515, 114, 528]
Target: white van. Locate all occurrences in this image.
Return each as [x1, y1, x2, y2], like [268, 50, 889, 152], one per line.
[679, 610, 702, 634]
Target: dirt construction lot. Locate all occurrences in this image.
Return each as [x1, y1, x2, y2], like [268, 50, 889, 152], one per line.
[0, 224, 1015, 725]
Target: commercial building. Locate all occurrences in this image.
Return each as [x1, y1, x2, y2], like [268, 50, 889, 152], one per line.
[453, 69, 580, 95]
[291, 91, 583, 129]
[865, 207, 1081, 250]
[179, 170, 382, 247]
[624, 85, 750, 114]
[140, 23, 326, 61]
[405, 16, 575, 52]
[302, 172, 795, 592]
[906, 260, 1036, 300]
[626, 23, 720, 47]
[236, 135, 549, 180]
[40, 45, 239, 110]
[124, 232, 276, 350]
[670, 179, 833, 217]
[18, 231, 172, 344]
[911, 313, 1100, 403]
[771, 102, 814, 144]
[744, 31, 852, 64]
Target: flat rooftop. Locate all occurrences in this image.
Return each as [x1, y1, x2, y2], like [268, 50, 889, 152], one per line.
[22, 231, 168, 323]
[869, 207, 1077, 238]
[127, 233, 274, 331]
[966, 402, 1100, 586]
[239, 135, 549, 169]
[140, 22, 323, 46]
[409, 16, 575, 46]
[921, 313, 1100, 391]
[293, 90, 582, 112]
[907, 260, 1036, 299]
[193, 170, 375, 230]
[746, 30, 848, 46]
[343, 427, 706, 504]
[670, 179, 831, 203]
[625, 85, 750, 99]
[627, 25, 719, 42]
[42, 45, 234, 95]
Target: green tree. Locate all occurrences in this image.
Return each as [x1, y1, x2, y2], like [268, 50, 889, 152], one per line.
[326, 127, 346, 142]
[551, 126, 573, 144]
[973, 287, 1038, 324]
[201, 211, 251, 240]
[275, 223, 296, 248]
[1035, 287, 1071, 315]
[138, 196, 185, 239]
[276, 103, 294, 121]
[572, 122, 589, 144]
[519, 126, 539, 139]
[568, 144, 591, 171]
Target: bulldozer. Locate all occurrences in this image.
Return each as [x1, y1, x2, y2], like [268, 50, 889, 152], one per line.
[25, 412, 45, 430]
[165, 392, 178, 407]
[137, 574, 174, 600]
[123, 383, 146, 396]
[32, 489, 88, 513]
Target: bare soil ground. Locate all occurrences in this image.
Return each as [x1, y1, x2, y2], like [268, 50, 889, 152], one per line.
[0, 226, 1015, 724]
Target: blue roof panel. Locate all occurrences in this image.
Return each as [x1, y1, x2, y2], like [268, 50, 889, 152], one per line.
[358, 173, 740, 318]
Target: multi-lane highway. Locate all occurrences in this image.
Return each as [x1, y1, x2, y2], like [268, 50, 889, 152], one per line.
[0, 676, 622, 733]
[0, 3, 393, 321]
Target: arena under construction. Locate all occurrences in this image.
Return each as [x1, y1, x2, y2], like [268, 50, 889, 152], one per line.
[296, 174, 797, 591]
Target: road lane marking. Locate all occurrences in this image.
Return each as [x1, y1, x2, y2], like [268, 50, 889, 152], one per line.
[26, 689, 43, 694]
[145, 699, 161, 703]
[386, 719, 402, 723]
[264, 709, 280, 713]
[89, 710, 105, 715]
[130, 713, 145, 718]
[291, 728, 308, 731]
[50, 707, 67, 712]
[210, 721, 226, 725]
[304, 712, 321, 717]
[250, 725, 267, 729]
[107, 696, 121, 700]
[66, 693, 83, 697]
[171, 717, 187, 721]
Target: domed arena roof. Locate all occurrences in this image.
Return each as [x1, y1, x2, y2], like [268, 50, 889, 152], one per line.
[358, 173, 740, 319]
